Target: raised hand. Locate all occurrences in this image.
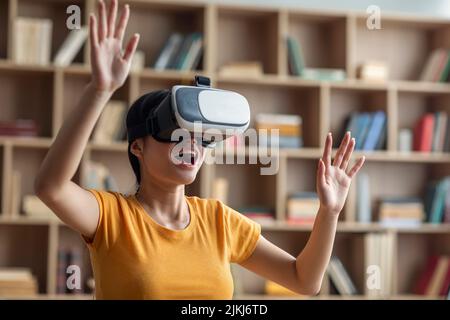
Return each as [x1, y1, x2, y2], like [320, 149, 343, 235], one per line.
[316, 132, 365, 216]
[89, 0, 140, 93]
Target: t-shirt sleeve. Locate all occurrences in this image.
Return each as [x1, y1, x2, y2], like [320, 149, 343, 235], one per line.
[82, 189, 121, 251]
[221, 202, 262, 264]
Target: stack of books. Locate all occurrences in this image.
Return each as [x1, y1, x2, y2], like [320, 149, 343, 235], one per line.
[256, 113, 303, 149]
[419, 49, 450, 82]
[424, 176, 450, 224]
[414, 255, 450, 297]
[413, 112, 449, 152]
[341, 111, 386, 150]
[239, 206, 275, 225]
[0, 120, 39, 137]
[327, 256, 358, 296]
[287, 36, 346, 81]
[92, 100, 128, 144]
[13, 18, 52, 65]
[286, 192, 320, 225]
[0, 268, 38, 297]
[378, 197, 425, 228]
[154, 32, 203, 71]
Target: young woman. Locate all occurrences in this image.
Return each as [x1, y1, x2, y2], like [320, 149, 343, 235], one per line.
[35, 0, 365, 299]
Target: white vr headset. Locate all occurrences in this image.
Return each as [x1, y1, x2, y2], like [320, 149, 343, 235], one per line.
[127, 76, 250, 147]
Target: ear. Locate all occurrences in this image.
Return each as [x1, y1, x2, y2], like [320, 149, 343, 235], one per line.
[130, 139, 144, 159]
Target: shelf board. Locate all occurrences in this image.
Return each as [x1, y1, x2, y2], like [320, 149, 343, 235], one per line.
[0, 215, 60, 226]
[139, 68, 202, 81]
[234, 293, 442, 300]
[0, 60, 55, 74]
[261, 221, 450, 234]
[1, 215, 447, 234]
[395, 80, 450, 93]
[0, 294, 94, 300]
[285, 148, 450, 163]
[0, 136, 53, 148]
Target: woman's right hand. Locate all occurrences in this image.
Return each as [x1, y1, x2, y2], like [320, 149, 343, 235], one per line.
[89, 0, 140, 93]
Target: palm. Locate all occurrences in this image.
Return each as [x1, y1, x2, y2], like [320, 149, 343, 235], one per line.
[316, 132, 365, 216]
[89, 0, 139, 92]
[93, 39, 128, 90]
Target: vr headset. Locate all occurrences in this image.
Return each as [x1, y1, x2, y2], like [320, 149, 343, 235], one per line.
[127, 76, 250, 148]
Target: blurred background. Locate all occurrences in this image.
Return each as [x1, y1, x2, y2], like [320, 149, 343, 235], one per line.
[0, 0, 449, 300]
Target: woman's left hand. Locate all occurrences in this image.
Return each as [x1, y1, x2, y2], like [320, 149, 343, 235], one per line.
[316, 132, 365, 216]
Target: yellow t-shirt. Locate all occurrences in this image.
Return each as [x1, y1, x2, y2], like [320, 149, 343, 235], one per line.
[83, 189, 261, 300]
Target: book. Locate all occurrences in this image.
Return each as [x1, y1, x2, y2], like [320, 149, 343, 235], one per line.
[398, 128, 413, 152]
[53, 26, 88, 66]
[429, 177, 450, 223]
[413, 113, 435, 152]
[420, 49, 448, 82]
[415, 255, 450, 297]
[378, 197, 425, 227]
[0, 268, 38, 297]
[426, 256, 449, 296]
[287, 192, 319, 224]
[180, 33, 203, 71]
[362, 111, 386, 151]
[358, 61, 389, 81]
[154, 33, 183, 70]
[10, 170, 22, 217]
[327, 256, 358, 295]
[300, 68, 346, 81]
[355, 113, 372, 149]
[342, 112, 386, 151]
[256, 113, 303, 149]
[286, 36, 304, 76]
[0, 119, 39, 137]
[14, 18, 53, 66]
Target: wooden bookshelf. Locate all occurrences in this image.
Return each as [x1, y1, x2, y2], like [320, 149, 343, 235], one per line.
[0, 0, 449, 299]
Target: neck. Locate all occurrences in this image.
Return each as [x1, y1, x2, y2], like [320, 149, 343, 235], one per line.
[136, 176, 187, 222]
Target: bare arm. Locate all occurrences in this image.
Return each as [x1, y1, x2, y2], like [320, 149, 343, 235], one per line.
[35, 0, 139, 239]
[241, 132, 365, 295]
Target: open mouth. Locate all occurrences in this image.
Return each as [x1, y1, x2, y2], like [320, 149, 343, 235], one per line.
[173, 146, 199, 167]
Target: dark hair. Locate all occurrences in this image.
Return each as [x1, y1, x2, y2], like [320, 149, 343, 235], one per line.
[126, 89, 170, 192]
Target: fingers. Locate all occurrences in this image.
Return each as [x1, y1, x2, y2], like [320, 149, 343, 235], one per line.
[98, 0, 107, 42]
[322, 132, 332, 168]
[340, 137, 355, 171]
[123, 33, 140, 62]
[115, 4, 130, 43]
[347, 156, 365, 178]
[317, 159, 327, 188]
[333, 131, 351, 168]
[89, 14, 99, 48]
[107, 0, 118, 38]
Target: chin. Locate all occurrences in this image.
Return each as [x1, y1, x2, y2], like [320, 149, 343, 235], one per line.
[172, 166, 199, 185]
